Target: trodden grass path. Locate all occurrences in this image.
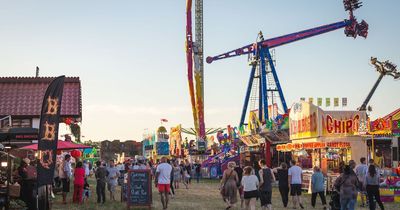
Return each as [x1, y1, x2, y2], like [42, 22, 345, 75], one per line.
[52, 177, 400, 210]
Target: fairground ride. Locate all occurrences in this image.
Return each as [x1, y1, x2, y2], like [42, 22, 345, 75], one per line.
[186, 0, 206, 141]
[358, 57, 399, 111]
[207, 0, 368, 129]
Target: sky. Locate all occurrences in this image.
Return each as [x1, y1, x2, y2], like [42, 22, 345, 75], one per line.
[0, 0, 399, 142]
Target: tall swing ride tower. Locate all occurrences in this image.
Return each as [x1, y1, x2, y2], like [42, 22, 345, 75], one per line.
[186, 0, 206, 141]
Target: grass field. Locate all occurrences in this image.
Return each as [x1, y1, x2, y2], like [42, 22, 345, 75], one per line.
[52, 177, 400, 210]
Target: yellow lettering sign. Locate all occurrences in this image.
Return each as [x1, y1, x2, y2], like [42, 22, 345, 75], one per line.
[39, 150, 53, 169]
[46, 96, 59, 115]
[42, 122, 56, 141]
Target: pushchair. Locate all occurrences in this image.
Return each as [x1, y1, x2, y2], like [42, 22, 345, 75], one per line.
[328, 190, 341, 210]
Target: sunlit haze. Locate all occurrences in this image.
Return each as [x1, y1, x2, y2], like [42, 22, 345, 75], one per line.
[0, 0, 399, 141]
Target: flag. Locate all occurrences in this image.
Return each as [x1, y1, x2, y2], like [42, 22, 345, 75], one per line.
[334, 98, 339, 107]
[308, 97, 314, 104]
[326, 98, 331, 107]
[317, 98, 322, 106]
[342, 97, 348, 107]
[161, 119, 168, 122]
[37, 76, 65, 187]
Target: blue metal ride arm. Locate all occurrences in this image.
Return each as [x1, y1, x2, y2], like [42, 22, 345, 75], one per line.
[259, 50, 269, 122]
[239, 65, 257, 127]
[206, 20, 351, 64]
[263, 47, 288, 113]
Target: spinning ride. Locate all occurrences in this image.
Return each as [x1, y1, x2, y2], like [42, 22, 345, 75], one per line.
[207, 0, 368, 127]
[206, 0, 368, 167]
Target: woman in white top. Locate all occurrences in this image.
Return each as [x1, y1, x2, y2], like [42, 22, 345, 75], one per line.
[241, 166, 259, 210]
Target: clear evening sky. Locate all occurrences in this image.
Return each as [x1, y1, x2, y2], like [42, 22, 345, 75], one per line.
[0, 0, 399, 141]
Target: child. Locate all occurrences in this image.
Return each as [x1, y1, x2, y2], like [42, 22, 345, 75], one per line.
[82, 178, 90, 203]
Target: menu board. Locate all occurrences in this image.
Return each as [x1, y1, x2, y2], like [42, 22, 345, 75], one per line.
[127, 170, 152, 207]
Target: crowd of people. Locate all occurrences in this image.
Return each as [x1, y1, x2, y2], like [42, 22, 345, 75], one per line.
[217, 157, 386, 210]
[14, 153, 389, 210]
[14, 153, 204, 209]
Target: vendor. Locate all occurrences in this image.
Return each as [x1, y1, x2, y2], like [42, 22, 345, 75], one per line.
[18, 158, 36, 210]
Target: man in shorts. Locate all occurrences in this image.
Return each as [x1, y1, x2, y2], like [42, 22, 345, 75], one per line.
[155, 157, 172, 210]
[288, 160, 304, 209]
[106, 160, 120, 201]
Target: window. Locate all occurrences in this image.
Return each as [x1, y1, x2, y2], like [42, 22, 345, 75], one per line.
[12, 119, 31, 128]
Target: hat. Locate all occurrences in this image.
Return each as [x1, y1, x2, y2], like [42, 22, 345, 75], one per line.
[23, 158, 30, 165]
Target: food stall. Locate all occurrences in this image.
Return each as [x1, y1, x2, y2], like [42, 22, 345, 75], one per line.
[366, 109, 400, 203]
[278, 101, 368, 191]
[239, 110, 291, 168]
[239, 134, 265, 166]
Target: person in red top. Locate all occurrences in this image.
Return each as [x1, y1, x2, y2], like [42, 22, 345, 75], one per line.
[73, 161, 85, 204]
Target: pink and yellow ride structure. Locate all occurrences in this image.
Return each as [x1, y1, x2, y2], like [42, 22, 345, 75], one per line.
[185, 0, 205, 142]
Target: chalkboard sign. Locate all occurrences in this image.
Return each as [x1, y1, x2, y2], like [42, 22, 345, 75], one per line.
[127, 170, 152, 208]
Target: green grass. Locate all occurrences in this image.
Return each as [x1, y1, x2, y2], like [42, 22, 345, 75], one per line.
[52, 177, 400, 210]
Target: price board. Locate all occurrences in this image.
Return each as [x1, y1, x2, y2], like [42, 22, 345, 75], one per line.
[127, 169, 152, 209]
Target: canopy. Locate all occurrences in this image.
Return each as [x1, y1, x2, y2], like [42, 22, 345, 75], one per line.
[19, 140, 91, 151]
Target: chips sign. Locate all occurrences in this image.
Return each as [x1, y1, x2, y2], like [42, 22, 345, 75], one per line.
[289, 101, 367, 140]
[322, 111, 367, 136]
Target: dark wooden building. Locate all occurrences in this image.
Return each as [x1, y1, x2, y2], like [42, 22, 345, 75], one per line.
[100, 140, 142, 161]
[0, 77, 82, 147]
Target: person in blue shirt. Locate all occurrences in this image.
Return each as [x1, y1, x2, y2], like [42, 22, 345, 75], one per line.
[311, 166, 326, 209]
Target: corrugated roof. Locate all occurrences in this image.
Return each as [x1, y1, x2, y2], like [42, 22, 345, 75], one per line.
[0, 77, 82, 118]
[382, 108, 400, 120]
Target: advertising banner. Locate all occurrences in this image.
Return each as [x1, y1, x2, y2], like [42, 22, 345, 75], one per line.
[169, 125, 182, 156]
[277, 141, 351, 151]
[268, 103, 278, 119]
[289, 101, 321, 140]
[37, 76, 65, 187]
[369, 118, 392, 135]
[248, 110, 261, 134]
[392, 112, 400, 136]
[240, 134, 264, 147]
[289, 101, 368, 140]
